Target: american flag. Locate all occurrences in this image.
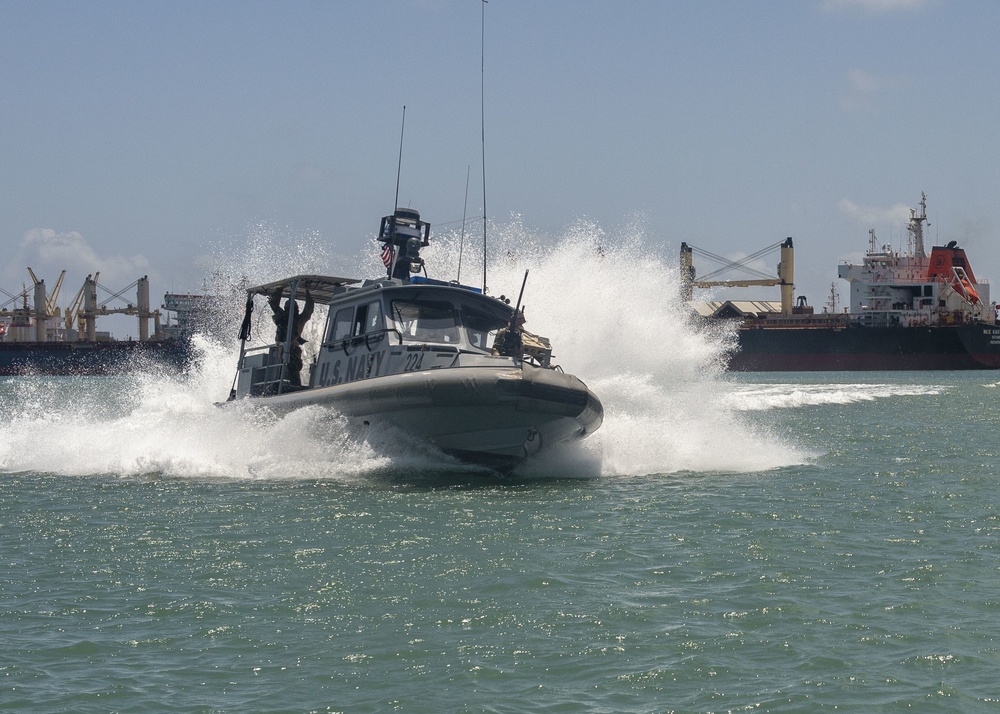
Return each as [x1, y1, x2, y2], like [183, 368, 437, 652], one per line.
[381, 242, 394, 268]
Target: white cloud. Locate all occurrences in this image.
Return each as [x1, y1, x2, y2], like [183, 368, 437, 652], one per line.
[838, 68, 906, 111]
[821, 0, 927, 14]
[2, 228, 153, 309]
[837, 198, 913, 228]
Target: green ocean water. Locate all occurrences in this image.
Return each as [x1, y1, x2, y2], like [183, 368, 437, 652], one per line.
[2, 370, 999, 712]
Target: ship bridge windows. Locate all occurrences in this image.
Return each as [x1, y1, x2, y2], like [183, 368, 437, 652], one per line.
[392, 299, 460, 344]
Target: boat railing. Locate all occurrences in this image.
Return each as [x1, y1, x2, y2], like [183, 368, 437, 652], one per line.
[323, 327, 403, 356]
[323, 326, 541, 361]
[238, 343, 290, 396]
[321, 324, 481, 355]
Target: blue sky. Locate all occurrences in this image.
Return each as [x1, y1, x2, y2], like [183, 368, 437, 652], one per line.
[2, 0, 999, 315]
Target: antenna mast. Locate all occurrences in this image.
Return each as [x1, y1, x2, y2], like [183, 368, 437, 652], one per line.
[394, 106, 406, 212]
[387, 106, 406, 278]
[481, 0, 488, 294]
[908, 190, 929, 260]
[458, 165, 470, 283]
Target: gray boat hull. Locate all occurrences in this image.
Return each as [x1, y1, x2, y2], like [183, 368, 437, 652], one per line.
[252, 364, 603, 471]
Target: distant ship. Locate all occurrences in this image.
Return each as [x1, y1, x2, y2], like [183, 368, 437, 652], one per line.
[0, 273, 202, 376]
[685, 193, 1000, 371]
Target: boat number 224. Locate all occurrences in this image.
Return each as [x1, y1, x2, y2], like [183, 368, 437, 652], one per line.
[403, 353, 424, 372]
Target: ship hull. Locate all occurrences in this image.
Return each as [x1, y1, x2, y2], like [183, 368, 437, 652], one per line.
[729, 323, 1000, 371]
[239, 364, 604, 471]
[0, 340, 190, 376]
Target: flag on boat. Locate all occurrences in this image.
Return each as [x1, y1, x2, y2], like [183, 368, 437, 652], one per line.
[381, 242, 394, 268]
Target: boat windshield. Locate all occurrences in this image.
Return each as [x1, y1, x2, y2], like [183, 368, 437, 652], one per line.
[392, 299, 460, 344]
[462, 306, 509, 351]
[330, 307, 354, 342]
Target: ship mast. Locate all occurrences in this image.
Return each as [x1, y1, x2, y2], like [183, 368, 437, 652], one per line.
[908, 191, 929, 260]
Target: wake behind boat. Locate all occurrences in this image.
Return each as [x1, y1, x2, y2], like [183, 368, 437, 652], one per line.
[225, 208, 603, 472]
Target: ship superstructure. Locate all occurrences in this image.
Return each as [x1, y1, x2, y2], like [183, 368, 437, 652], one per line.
[838, 192, 991, 328]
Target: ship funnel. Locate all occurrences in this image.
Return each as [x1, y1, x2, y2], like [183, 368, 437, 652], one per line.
[379, 208, 431, 280]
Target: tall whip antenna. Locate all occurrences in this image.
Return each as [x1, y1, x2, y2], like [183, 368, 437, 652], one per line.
[480, 0, 488, 293]
[394, 106, 406, 213]
[386, 106, 406, 277]
[457, 164, 470, 283]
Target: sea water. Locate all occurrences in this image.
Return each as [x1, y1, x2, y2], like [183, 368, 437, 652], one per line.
[2, 221, 999, 712]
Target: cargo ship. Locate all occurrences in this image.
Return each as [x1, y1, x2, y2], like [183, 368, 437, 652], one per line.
[0, 272, 201, 376]
[685, 193, 1000, 371]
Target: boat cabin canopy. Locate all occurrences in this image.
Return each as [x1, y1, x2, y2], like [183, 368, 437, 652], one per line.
[247, 274, 361, 305]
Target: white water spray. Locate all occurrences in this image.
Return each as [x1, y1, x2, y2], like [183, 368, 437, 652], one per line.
[0, 217, 811, 480]
[434, 215, 806, 475]
[723, 382, 946, 411]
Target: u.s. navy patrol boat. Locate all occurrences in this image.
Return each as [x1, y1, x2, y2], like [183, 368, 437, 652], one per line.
[226, 208, 603, 471]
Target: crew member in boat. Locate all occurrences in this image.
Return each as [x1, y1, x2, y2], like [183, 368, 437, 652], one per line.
[493, 309, 526, 358]
[269, 287, 314, 387]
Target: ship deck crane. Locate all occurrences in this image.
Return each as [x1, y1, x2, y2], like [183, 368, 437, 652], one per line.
[26, 267, 67, 318]
[46, 270, 66, 316]
[680, 238, 795, 315]
[79, 274, 160, 341]
[64, 272, 97, 333]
